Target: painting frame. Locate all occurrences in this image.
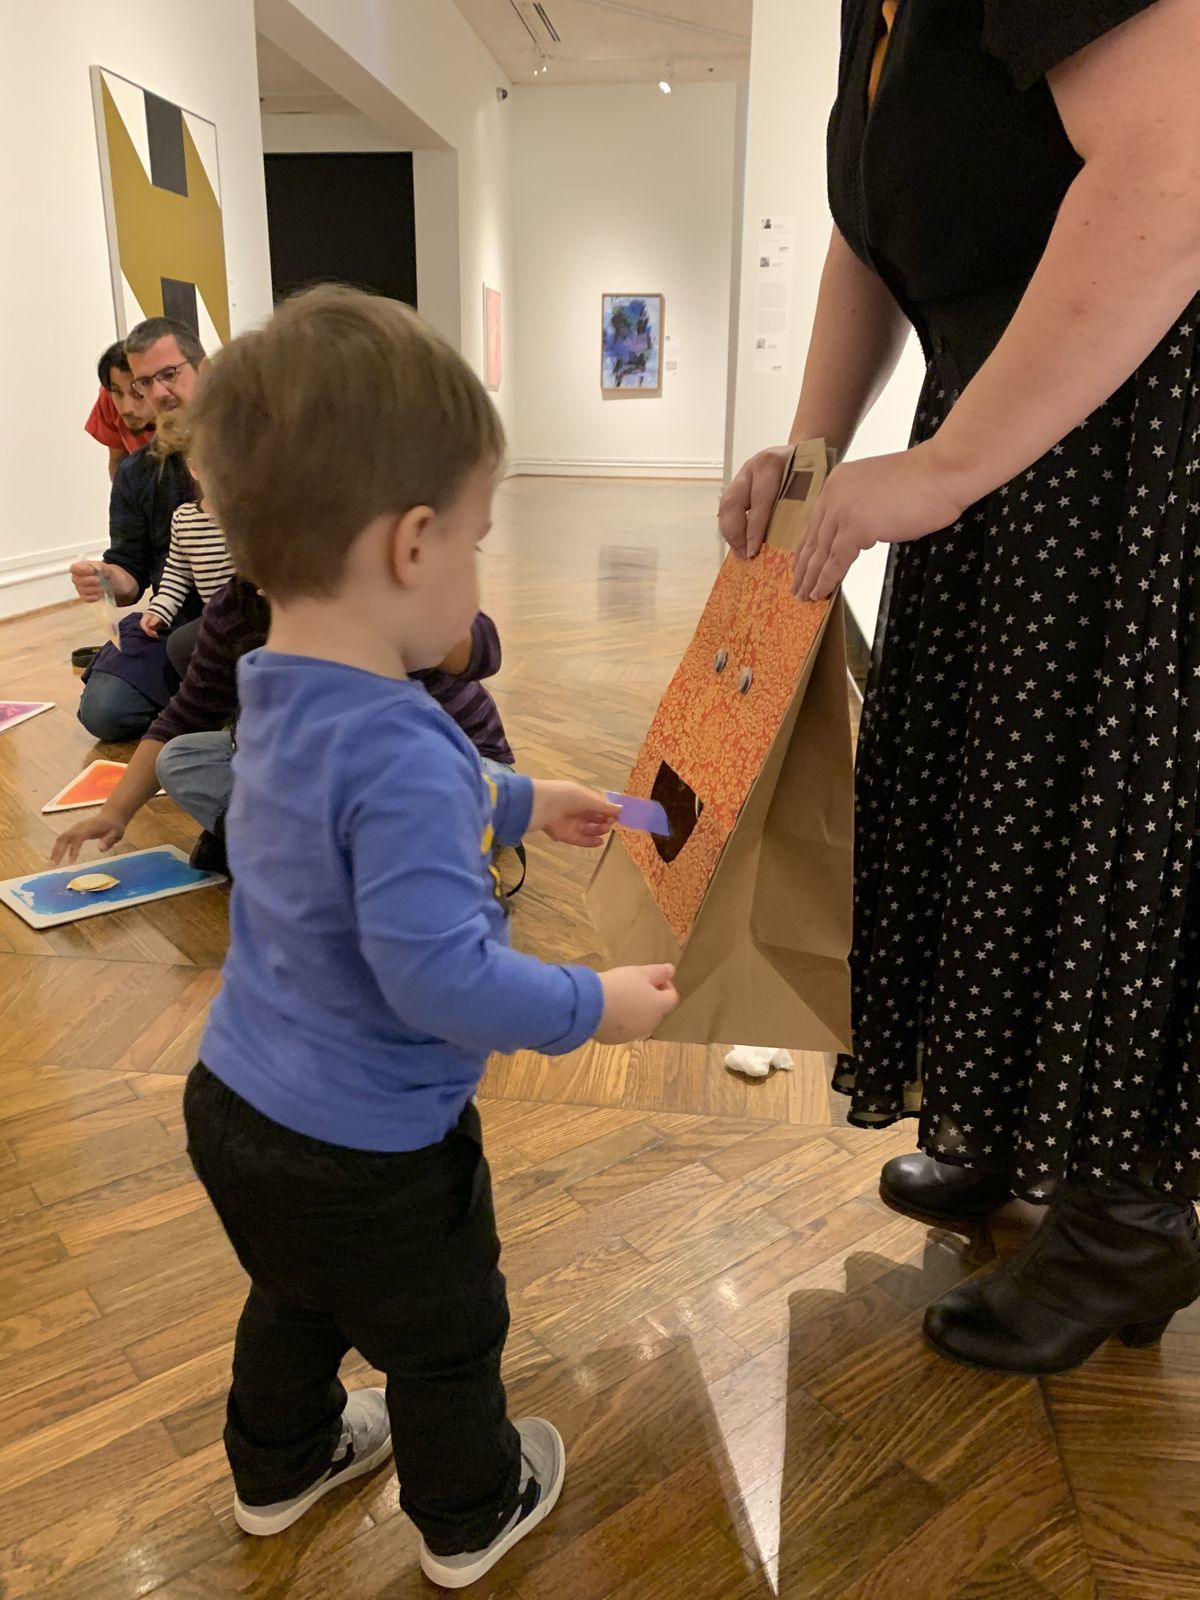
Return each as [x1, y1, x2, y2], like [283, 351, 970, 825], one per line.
[484, 285, 502, 392]
[601, 293, 664, 398]
[90, 64, 231, 348]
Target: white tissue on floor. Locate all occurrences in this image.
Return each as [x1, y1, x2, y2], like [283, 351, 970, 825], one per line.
[724, 1046, 794, 1079]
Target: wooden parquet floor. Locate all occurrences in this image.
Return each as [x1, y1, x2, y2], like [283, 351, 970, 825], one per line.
[0, 476, 1196, 1599]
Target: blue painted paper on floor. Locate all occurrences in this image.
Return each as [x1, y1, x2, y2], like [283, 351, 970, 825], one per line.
[0, 846, 223, 928]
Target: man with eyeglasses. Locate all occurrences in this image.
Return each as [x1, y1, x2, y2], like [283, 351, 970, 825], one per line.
[72, 317, 208, 742]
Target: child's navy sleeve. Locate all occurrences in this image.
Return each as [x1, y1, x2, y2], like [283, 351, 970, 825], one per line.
[104, 456, 152, 594]
[348, 715, 604, 1057]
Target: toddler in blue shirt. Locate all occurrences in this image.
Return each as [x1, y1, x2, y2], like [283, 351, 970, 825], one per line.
[183, 285, 677, 1588]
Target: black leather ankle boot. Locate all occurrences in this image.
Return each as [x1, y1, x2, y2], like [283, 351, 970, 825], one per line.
[190, 812, 229, 878]
[923, 1178, 1200, 1376]
[879, 1153, 1014, 1224]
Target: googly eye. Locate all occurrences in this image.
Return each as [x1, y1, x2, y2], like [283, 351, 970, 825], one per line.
[714, 649, 728, 673]
[738, 667, 753, 694]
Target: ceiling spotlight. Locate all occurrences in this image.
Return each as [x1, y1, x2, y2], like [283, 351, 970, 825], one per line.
[659, 63, 674, 93]
[658, 79, 672, 93]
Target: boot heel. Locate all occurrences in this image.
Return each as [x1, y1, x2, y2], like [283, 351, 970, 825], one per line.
[1119, 1316, 1172, 1348]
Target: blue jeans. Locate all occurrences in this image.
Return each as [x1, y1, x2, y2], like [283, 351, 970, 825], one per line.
[156, 730, 234, 832]
[77, 673, 159, 743]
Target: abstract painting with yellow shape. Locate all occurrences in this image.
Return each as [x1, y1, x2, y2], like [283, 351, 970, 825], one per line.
[90, 67, 231, 349]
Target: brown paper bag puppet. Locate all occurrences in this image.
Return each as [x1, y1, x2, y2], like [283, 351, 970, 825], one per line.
[587, 441, 854, 1051]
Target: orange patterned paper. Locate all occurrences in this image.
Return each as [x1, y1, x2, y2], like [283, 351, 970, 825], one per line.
[621, 547, 828, 944]
[42, 759, 129, 813]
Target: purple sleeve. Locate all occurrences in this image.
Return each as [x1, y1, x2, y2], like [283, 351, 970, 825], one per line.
[144, 580, 251, 744]
[411, 613, 501, 693]
[464, 612, 502, 683]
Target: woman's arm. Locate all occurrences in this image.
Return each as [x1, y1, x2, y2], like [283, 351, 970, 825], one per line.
[794, 0, 1200, 597]
[929, 0, 1200, 507]
[719, 226, 909, 557]
[789, 225, 911, 452]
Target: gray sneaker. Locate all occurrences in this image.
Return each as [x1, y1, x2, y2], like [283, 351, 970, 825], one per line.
[234, 1387, 393, 1536]
[419, 1418, 566, 1590]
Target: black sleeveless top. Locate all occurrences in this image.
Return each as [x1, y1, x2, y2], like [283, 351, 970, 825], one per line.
[827, 0, 1161, 387]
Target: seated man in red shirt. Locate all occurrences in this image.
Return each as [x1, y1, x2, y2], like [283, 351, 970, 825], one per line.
[84, 342, 156, 480]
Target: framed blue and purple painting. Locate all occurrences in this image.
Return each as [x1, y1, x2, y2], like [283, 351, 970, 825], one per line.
[601, 294, 664, 396]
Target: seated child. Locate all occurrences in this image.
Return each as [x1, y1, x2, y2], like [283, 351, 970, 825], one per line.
[182, 285, 679, 1589]
[51, 581, 514, 877]
[140, 411, 235, 640]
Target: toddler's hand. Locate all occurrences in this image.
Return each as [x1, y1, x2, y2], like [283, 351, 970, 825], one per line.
[139, 611, 165, 638]
[595, 964, 679, 1044]
[531, 780, 620, 848]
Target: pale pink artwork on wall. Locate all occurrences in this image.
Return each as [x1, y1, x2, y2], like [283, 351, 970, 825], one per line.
[484, 286, 501, 391]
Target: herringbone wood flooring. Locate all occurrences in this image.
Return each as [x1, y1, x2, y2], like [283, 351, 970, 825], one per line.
[0, 477, 1195, 1598]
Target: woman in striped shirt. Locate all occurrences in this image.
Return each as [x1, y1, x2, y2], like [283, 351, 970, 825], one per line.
[140, 411, 234, 639]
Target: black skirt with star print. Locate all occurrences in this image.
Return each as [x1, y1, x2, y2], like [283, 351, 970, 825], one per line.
[835, 305, 1200, 1202]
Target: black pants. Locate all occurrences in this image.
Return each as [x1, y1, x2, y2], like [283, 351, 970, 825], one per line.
[183, 1064, 522, 1556]
[166, 615, 203, 679]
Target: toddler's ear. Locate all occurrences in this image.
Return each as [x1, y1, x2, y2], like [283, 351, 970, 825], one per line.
[386, 505, 435, 586]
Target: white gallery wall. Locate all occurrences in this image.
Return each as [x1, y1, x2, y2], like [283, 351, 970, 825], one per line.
[510, 83, 740, 479]
[729, 0, 927, 643]
[258, 0, 515, 440]
[0, 0, 274, 619]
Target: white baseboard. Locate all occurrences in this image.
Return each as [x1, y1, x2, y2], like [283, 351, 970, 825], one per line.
[0, 543, 99, 621]
[508, 457, 724, 481]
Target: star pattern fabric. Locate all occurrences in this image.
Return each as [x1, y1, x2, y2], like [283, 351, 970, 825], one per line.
[835, 306, 1200, 1202]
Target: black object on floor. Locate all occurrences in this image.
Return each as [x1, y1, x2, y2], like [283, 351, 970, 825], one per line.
[72, 645, 103, 672]
[190, 828, 229, 878]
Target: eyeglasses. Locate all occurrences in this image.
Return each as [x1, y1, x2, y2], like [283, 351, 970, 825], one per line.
[129, 361, 193, 399]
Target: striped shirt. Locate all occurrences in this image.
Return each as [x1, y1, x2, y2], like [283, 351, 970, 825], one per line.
[148, 500, 235, 627]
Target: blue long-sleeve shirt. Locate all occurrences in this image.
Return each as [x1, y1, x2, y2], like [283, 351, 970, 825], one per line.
[199, 650, 604, 1151]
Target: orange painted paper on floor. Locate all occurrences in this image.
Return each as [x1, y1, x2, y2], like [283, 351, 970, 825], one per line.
[42, 760, 130, 814]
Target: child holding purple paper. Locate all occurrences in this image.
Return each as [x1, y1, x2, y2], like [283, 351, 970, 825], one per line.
[181, 286, 678, 1589]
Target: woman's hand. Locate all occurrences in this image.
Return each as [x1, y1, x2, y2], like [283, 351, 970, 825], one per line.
[139, 611, 166, 638]
[530, 781, 620, 848]
[791, 443, 966, 600]
[718, 446, 793, 559]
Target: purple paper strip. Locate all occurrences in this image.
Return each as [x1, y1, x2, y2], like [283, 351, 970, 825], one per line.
[607, 792, 671, 838]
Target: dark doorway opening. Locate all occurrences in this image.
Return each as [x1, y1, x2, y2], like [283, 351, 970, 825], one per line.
[263, 152, 418, 307]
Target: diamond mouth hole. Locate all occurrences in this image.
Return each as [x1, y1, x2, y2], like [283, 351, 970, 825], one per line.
[650, 761, 703, 864]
